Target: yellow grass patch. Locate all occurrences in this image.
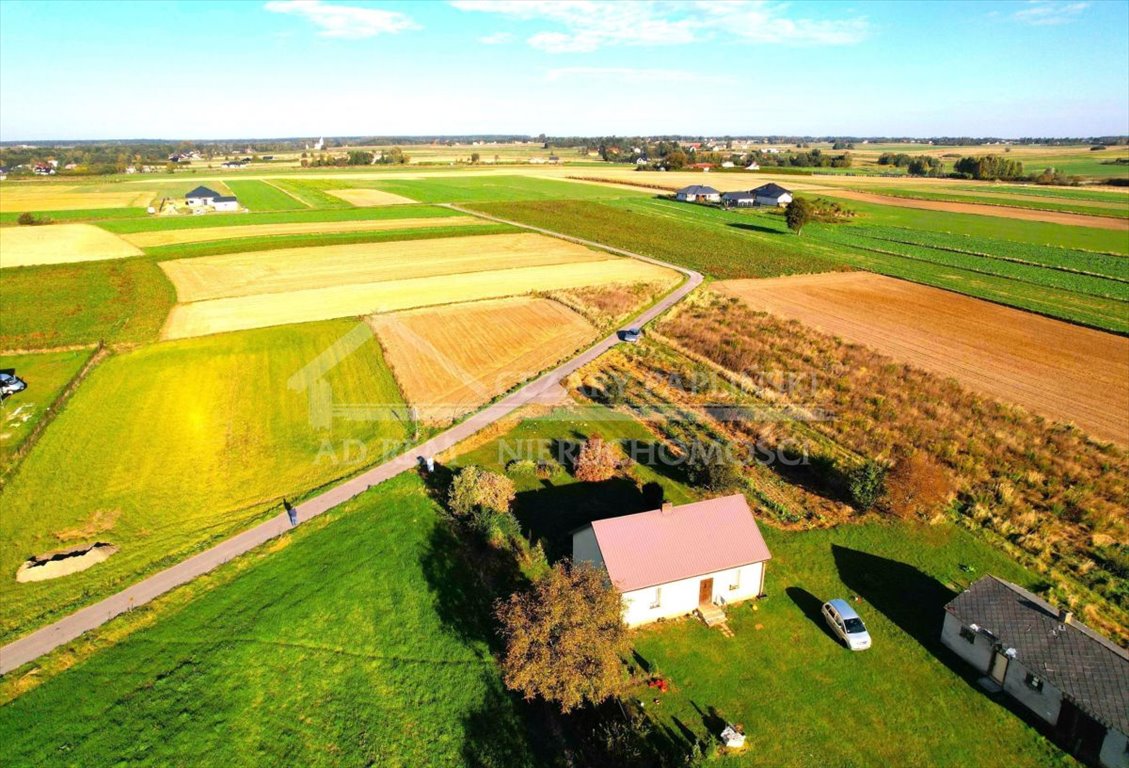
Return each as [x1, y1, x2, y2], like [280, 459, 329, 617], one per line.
[326, 188, 418, 206]
[0, 186, 153, 212]
[163, 258, 673, 339]
[370, 297, 596, 422]
[160, 232, 613, 302]
[120, 215, 488, 248]
[0, 223, 142, 268]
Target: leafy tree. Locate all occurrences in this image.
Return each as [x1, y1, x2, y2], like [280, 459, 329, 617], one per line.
[881, 453, 953, 520]
[848, 460, 887, 511]
[785, 197, 814, 235]
[953, 154, 1024, 180]
[664, 150, 687, 170]
[470, 152, 481, 163]
[448, 466, 516, 518]
[495, 561, 628, 712]
[685, 441, 745, 492]
[575, 434, 620, 482]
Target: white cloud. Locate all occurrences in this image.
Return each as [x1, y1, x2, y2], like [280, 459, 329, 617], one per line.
[1012, 1, 1089, 26]
[479, 31, 515, 44]
[450, 0, 868, 52]
[546, 66, 706, 83]
[264, 0, 419, 39]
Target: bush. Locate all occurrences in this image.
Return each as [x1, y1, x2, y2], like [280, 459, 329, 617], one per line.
[16, 212, 49, 226]
[505, 459, 538, 478]
[881, 453, 954, 520]
[448, 466, 516, 518]
[848, 460, 888, 511]
[575, 435, 621, 482]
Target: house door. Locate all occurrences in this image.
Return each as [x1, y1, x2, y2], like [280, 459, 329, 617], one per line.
[1056, 698, 1106, 763]
[698, 578, 714, 605]
[989, 650, 1009, 684]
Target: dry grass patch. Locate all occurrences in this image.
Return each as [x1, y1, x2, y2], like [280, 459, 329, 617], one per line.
[159, 232, 615, 302]
[0, 186, 153, 213]
[0, 224, 142, 268]
[325, 188, 418, 206]
[120, 216, 488, 248]
[716, 272, 1129, 445]
[370, 297, 596, 423]
[162, 258, 673, 340]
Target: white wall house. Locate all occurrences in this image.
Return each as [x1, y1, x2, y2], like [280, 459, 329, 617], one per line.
[185, 185, 220, 207]
[674, 185, 721, 204]
[752, 183, 793, 207]
[212, 195, 240, 212]
[572, 494, 772, 628]
[942, 576, 1129, 768]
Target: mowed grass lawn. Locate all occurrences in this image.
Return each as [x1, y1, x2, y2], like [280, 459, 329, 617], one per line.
[0, 348, 94, 474]
[0, 319, 410, 641]
[0, 475, 536, 767]
[630, 522, 1071, 767]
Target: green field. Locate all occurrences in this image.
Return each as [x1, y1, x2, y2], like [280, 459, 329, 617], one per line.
[0, 259, 175, 349]
[850, 186, 1129, 219]
[362, 174, 645, 204]
[0, 320, 411, 641]
[0, 474, 537, 767]
[0, 348, 95, 475]
[223, 179, 309, 211]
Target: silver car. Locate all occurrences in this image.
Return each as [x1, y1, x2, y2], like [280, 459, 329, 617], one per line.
[822, 598, 872, 651]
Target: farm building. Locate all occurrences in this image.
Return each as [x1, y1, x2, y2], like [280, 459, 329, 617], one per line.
[212, 195, 240, 212]
[752, 183, 793, 206]
[185, 186, 220, 207]
[721, 191, 758, 208]
[572, 494, 771, 627]
[675, 184, 720, 203]
[942, 576, 1129, 768]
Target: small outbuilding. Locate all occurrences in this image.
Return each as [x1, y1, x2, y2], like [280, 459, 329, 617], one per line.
[721, 191, 758, 208]
[674, 184, 721, 203]
[942, 576, 1129, 768]
[751, 183, 793, 207]
[572, 494, 772, 627]
[185, 186, 221, 207]
[212, 195, 240, 212]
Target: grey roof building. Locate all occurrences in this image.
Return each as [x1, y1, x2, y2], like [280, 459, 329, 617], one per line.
[942, 575, 1128, 767]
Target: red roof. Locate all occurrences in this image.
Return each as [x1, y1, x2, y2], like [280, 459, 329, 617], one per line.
[588, 494, 772, 592]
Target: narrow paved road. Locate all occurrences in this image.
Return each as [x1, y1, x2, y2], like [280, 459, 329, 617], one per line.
[0, 212, 703, 676]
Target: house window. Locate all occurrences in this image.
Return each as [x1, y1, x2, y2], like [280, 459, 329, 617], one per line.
[650, 587, 662, 609]
[1024, 673, 1044, 693]
[959, 626, 977, 644]
[729, 568, 741, 591]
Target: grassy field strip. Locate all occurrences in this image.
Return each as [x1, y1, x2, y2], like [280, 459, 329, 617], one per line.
[370, 296, 597, 423]
[267, 179, 355, 209]
[121, 215, 489, 247]
[99, 202, 462, 234]
[0, 320, 410, 641]
[162, 258, 676, 339]
[851, 186, 1129, 218]
[258, 178, 312, 207]
[0, 186, 153, 213]
[223, 179, 309, 211]
[0, 347, 99, 477]
[0, 223, 141, 268]
[159, 232, 614, 302]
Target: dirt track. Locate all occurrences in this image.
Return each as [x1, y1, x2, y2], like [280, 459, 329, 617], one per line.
[820, 189, 1129, 230]
[717, 272, 1129, 445]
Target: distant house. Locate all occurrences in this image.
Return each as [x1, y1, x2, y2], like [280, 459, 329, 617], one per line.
[221, 161, 245, 169]
[675, 184, 720, 203]
[185, 186, 221, 207]
[721, 161, 735, 168]
[212, 195, 240, 212]
[752, 183, 793, 207]
[572, 494, 772, 627]
[548, 155, 561, 164]
[690, 162, 714, 170]
[721, 191, 758, 208]
[942, 576, 1129, 768]
[745, 162, 760, 171]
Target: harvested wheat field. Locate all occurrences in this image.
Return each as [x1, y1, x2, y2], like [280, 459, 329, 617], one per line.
[0, 186, 153, 212]
[819, 190, 1129, 230]
[163, 258, 673, 340]
[0, 223, 142, 268]
[159, 233, 618, 302]
[326, 188, 418, 206]
[716, 272, 1129, 444]
[121, 215, 488, 247]
[370, 297, 596, 422]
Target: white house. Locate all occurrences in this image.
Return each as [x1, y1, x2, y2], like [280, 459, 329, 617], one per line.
[572, 494, 772, 627]
[746, 162, 760, 171]
[185, 186, 220, 207]
[212, 195, 240, 212]
[674, 184, 721, 203]
[942, 576, 1129, 768]
[752, 183, 793, 207]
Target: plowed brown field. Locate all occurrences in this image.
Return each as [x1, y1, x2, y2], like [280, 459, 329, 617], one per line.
[716, 272, 1129, 444]
[369, 297, 595, 422]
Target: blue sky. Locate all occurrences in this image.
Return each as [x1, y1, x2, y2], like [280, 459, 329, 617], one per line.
[1, 0, 1126, 140]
